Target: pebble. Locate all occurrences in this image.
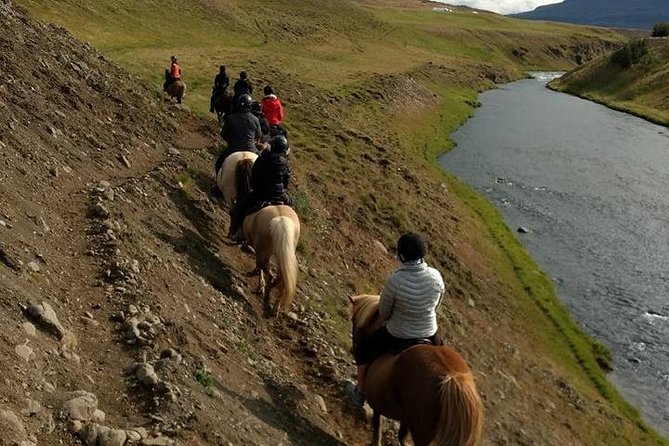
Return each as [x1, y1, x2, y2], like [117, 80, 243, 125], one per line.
[0, 409, 27, 441]
[98, 428, 127, 446]
[60, 391, 99, 422]
[92, 408, 106, 423]
[135, 363, 159, 387]
[27, 261, 41, 273]
[22, 398, 41, 417]
[315, 394, 328, 413]
[90, 203, 110, 219]
[517, 226, 531, 234]
[373, 239, 388, 255]
[22, 322, 37, 337]
[15, 344, 34, 362]
[27, 301, 66, 339]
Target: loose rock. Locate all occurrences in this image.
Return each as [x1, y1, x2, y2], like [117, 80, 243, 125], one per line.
[26, 301, 66, 339]
[315, 394, 328, 413]
[0, 409, 27, 443]
[15, 344, 34, 362]
[135, 363, 159, 387]
[60, 391, 98, 422]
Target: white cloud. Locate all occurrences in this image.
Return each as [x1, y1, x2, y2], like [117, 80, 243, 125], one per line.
[434, 0, 564, 15]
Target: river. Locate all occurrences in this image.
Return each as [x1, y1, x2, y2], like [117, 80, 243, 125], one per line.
[440, 73, 669, 435]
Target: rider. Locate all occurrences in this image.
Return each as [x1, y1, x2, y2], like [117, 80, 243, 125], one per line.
[233, 71, 253, 107]
[261, 85, 287, 136]
[251, 101, 271, 144]
[210, 65, 230, 113]
[215, 93, 263, 174]
[163, 55, 181, 91]
[348, 232, 445, 406]
[228, 135, 292, 241]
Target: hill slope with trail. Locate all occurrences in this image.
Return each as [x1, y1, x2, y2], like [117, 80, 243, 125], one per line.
[1, 0, 667, 445]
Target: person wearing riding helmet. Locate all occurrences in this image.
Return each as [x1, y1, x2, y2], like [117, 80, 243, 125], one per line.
[261, 85, 287, 137]
[210, 65, 230, 113]
[215, 93, 263, 174]
[250, 101, 271, 143]
[233, 71, 253, 107]
[347, 232, 445, 406]
[163, 55, 181, 91]
[228, 135, 292, 241]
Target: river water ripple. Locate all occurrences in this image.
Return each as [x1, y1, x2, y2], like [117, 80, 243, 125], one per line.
[440, 74, 669, 434]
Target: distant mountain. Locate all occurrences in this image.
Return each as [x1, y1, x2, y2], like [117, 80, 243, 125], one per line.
[511, 0, 669, 30]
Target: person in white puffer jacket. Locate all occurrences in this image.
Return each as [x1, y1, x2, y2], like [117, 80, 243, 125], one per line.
[348, 232, 446, 406]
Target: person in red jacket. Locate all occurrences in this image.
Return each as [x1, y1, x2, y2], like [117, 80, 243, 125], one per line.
[261, 85, 287, 137]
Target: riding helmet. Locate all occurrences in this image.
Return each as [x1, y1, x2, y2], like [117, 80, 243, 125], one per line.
[264, 85, 274, 96]
[271, 135, 289, 154]
[250, 101, 262, 113]
[396, 232, 427, 262]
[171, 55, 177, 62]
[240, 71, 248, 79]
[237, 93, 253, 111]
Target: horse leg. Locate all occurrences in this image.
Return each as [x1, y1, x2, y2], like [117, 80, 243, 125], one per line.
[398, 422, 409, 446]
[370, 412, 383, 446]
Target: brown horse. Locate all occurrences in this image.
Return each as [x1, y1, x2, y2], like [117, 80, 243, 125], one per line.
[164, 70, 186, 104]
[213, 91, 234, 123]
[350, 294, 484, 446]
[243, 205, 300, 316]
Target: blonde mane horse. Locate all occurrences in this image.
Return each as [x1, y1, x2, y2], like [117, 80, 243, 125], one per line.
[350, 294, 484, 446]
[216, 151, 258, 207]
[243, 205, 300, 316]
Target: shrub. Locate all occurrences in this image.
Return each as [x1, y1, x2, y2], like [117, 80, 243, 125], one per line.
[611, 39, 648, 68]
[651, 22, 669, 37]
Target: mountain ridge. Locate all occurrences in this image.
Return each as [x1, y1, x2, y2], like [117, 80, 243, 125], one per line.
[512, 0, 669, 30]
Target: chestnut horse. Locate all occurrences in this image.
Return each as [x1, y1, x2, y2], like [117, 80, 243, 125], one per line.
[164, 70, 186, 103]
[216, 151, 258, 208]
[243, 205, 300, 316]
[350, 295, 484, 446]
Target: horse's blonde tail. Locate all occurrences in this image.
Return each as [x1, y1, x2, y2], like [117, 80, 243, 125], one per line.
[270, 216, 298, 312]
[434, 371, 484, 446]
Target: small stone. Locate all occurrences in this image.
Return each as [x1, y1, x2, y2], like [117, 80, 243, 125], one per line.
[160, 349, 181, 363]
[27, 261, 41, 273]
[135, 363, 159, 387]
[128, 305, 139, 315]
[89, 203, 110, 219]
[49, 166, 60, 177]
[23, 398, 41, 416]
[60, 391, 98, 422]
[468, 298, 476, 308]
[91, 409, 106, 423]
[27, 301, 66, 339]
[22, 322, 37, 337]
[373, 239, 388, 255]
[98, 180, 111, 189]
[517, 226, 531, 234]
[119, 155, 131, 168]
[286, 312, 299, 322]
[0, 220, 6, 227]
[98, 428, 127, 446]
[0, 410, 27, 442]
[315, 394, 328, 413]
[126, 430, 142, 443]
[68, 419, 84, 433]
[15, 344, 34, 361]
[80, 316, 100, 327]
[167, 147, 180, 156]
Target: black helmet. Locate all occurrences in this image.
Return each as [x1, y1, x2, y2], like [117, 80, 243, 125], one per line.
[263, 85, 274, 96]
[240, 71, 248, 79]
[397, 232, 426, 262]
[237, 93, 252, 111]
[271, 135, 289, 154]
[250, 101, 262, 113]
[219, 65, 226, 72]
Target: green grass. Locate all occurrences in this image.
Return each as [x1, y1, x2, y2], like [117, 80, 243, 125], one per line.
[193, 368, 215, 389]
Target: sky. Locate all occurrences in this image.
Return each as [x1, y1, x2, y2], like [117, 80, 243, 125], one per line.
[435, 0, 565, 15]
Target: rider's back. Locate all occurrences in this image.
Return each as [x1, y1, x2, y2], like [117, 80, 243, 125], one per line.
[223, 112, 261, 151]
[251, 151, 290, 200]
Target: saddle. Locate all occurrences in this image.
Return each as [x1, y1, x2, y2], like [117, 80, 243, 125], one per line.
[246, 199, 290, 216]
[389, 337, 438, 355]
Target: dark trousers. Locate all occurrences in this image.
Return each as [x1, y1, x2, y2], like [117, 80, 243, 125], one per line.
[354, 326, 442, 366]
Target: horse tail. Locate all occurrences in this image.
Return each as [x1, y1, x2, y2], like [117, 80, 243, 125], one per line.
[235, 158, 254, 200]
[434, 371, 484, 446]
[270, 216, 298, 312]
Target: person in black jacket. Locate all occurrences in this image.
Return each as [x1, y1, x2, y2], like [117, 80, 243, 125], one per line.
[229, 135, 292, 241]
[251, 101, 271, 144]
[232, 71, 253, 107]
[209, 65, 230, 113]
[215, 94, 263, 174]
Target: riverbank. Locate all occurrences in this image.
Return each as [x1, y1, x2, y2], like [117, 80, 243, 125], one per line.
[550, 38, 669, 127]
[7, 0, 665, 443]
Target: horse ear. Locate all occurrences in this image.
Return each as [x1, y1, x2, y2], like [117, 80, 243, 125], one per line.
[348, 295, 356, 304]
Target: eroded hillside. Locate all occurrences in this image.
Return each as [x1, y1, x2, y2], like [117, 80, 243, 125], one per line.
[0, 0, 666, 445]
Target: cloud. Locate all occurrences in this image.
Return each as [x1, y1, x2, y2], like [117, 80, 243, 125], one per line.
[434, 0, 564, 15]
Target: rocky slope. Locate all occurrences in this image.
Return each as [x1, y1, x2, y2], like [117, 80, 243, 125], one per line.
[0, 0, 666, 445]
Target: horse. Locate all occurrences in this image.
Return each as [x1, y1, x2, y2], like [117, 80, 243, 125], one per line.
[243, 205, 300, 317]
[213, 91, 234, 123]
[350, 294, 484, 446]
[164, 69, 186, 104]
[216, 151, 258, 208]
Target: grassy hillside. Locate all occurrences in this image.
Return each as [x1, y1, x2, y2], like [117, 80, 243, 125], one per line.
[7, 0, 667, 444]
[550, 38, 669, 126]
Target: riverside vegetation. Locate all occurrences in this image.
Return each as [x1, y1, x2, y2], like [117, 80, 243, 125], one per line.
[2, 0, 667, 444]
